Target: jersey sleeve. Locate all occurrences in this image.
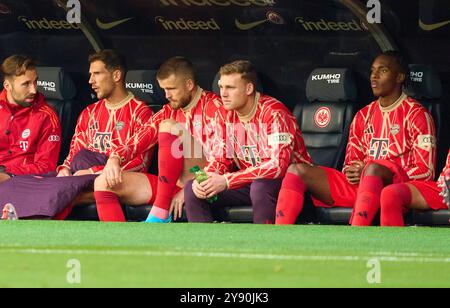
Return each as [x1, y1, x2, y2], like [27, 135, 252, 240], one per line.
[437, 149, 450, 187]
[204, 98, 234, 175]
[342, 111, 366, 174]
[205, 116, 235, 175]
[109, 106, 164, 165]
[405, 108, 436, 181]
[119, 105, 155, 171]
[8, 109, 62, 174]
[58, 108, 89, 172]
[223, 110, 297, 190]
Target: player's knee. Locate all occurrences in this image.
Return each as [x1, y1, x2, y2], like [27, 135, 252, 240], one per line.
[287, 163, 309, 178]
[380, 185, 399, 209]
[250, 180, 279, 204]
[364, 162, 389, 177]
[94, 174, 109, 191]
[159, 119, 178, 133]
[183, 180, 197, 204]
[381, 184, 410, 209]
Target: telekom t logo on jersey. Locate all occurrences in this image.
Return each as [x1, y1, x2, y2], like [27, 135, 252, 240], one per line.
[242, 146, 261, 167]
[20, 141, 29, 152]
[93, 132, 112, 152]
[369, 138, 389, 159]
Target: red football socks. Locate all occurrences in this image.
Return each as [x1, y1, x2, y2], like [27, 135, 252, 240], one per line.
[351, 176, 384, 226]
[150, 132, 183, 220]
[275, 172, 307, 225]
[94, 191, 126, 222]
[53, 203, 74, 221]
[380, 183, 412, 227]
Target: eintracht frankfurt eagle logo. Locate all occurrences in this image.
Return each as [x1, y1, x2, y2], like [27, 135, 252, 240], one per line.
[314, 107, 332, 128]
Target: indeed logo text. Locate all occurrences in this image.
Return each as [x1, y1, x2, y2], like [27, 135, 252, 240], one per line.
[159, 0, 274, 6]
[296, 18, 365, 32]
[19, 16, 80, 30]
[155, 16, 220, 31]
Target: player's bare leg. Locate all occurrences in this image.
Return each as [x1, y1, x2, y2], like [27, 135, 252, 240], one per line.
[0, 173, 11, 185]
[95, 172, 154, 206]
[276, 163, 333, 224]
[288, 164, 334, 204]
[145, 119, 207, 223]
[72, 191, 95, 205]
[161, 119, 207, 185]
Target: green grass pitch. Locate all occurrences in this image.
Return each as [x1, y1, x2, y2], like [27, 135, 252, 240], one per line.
[0, 221, 449, 288]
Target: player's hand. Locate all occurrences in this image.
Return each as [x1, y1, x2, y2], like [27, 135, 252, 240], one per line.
[446, 171, 450, 207]
[438, 171, 450, 207]
[192, 179, 207, 200]
[169, 189, 185, 221]
[74, 169, 94, 176]
[57, 167, 72, 177]
[201, 172, 227, 199]
[345, 162, 365, 185]
[0, 173, 11, 184]
[104, 157, 122, 188]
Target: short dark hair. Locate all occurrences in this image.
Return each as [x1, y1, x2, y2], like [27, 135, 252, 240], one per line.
[157, 56, 196, 82]
[378, 50, 409, 76]
[1, 55, 36, 81]
[88, 49, 127, 77]
[220, 60, 258, 86]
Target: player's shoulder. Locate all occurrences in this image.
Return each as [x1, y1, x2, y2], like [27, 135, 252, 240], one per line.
[36, 95, 59, 118]
[129, 96, 154, 112]
[84, 99, 104, 111]
[355, 100, 378, 118]
[259, 94, 291, 117]
[34, 96, 60, 128]
[201, 90, 222, 106]
[403, 96, 428, 112]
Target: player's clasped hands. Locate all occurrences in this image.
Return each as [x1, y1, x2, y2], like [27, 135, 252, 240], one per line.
[192, 172, 227, 200]
[345, 161, 365, 185]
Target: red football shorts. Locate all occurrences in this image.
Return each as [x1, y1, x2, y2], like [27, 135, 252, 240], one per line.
[409, 181, 447, 210]
[145, 174, 182, 205]
[365, 159, 410, 183]
[312, 167, 358, 208]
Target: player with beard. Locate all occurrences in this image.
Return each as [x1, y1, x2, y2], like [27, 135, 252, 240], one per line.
[275, 51, 437, 226]
[55, 49, 154, 219]
[96, 56, 226, 223]
[0, 55, 61, 182]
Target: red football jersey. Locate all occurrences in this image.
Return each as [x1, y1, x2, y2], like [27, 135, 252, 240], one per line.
[111, 87, 226, 163]
[0, 89, 62, 175]
[60, 93, 154, 173]
[439, 149, 450, 180]
[344, 93, 436, 181]
[206, 93, 313, 190]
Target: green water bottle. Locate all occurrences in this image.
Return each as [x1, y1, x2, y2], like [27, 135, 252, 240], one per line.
[190, 166, 218, 204]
